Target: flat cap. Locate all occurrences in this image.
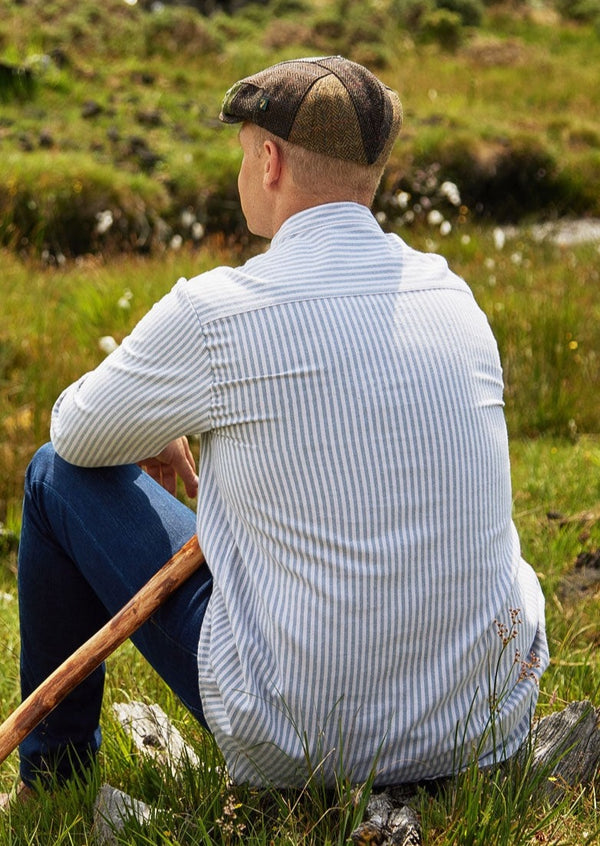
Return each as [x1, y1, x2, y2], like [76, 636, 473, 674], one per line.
[219, 55, 402, 166]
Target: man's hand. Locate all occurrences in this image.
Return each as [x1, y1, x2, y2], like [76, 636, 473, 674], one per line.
[139, 436, 198, 499]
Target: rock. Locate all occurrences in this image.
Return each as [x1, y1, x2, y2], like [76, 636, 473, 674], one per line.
[130, 70, 155, 86]
[39, 128, 54, 148]
[552, 505, 600, 528]
[113, 700, 200, 775]
[124, 135, 162, 171]
[351, 791, 422, 845]
[92, 784, 152, 846]
[138, 149, 162, 171]
[136, 108, 164, 127]
[18, 132, 35, 151]
[82, 100, 103, 119]
[49, 47, 70, 68]
[559, 548, 600, 602]
[522, 700, 600, 804]
[92, 701, 202, 842]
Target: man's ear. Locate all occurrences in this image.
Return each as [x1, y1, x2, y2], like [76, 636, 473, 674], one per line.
[262, 138, 282, 188]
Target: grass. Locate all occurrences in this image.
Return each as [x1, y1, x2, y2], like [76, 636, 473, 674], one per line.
[1, 435, 600, 842]
[2, 224, 599, 524]
[1, 0, 600, 840]
[1, 224, 600, 842]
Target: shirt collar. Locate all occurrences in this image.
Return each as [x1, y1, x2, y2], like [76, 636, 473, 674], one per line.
[271, 202, 382, 247]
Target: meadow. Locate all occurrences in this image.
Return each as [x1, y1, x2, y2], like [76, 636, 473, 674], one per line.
[1, 0, 600, 842]
[1, 228, 599, 845]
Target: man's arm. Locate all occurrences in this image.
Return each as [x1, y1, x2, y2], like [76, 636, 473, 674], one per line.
[51, 279, 211, 479]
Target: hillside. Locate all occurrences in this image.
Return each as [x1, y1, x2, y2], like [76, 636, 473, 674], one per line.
[1, 0, 600, 258]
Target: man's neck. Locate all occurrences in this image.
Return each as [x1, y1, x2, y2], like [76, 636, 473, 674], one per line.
[270, 194, 371, 238]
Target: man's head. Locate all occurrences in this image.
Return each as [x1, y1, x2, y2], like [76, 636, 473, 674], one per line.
[220, 55, 402, 169]
[220, 56, 403, 237]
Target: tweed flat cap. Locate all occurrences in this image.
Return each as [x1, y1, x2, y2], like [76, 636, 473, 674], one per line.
[219, 56, 402, 166]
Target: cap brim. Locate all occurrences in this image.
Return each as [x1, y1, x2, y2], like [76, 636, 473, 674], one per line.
[219, 110, 243, 124]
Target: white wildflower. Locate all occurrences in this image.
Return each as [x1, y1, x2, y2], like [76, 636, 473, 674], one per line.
[170, 234, 183, 250]
[117, 288, 133, 309]
[375, 211, 387, 225]
[191, 222, 205, 241]
[484, 257, 496, 270]
[511, 251, 523, 265]
[395, 190, 411, 209]
[99, 335, 119, 355]
[440, 180, 461, 206]
[95, 210, 114, 235]
[440, 220, 452, 236]
[427, 209, 444, 227]
[180, 209, 196, 228]
[493, 227, 506, 250]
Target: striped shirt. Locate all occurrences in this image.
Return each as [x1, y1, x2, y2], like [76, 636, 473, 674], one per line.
[51, 202, 548, 787]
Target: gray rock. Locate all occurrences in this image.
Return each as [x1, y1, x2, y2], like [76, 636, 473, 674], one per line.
[92, 784, 152, 846]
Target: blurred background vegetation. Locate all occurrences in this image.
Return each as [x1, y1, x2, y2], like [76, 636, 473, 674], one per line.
[1, 0, 600, 258]
[1, 0, 600, 524]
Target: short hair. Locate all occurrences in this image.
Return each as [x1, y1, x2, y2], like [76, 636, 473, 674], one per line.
[253, 126, 386, 206]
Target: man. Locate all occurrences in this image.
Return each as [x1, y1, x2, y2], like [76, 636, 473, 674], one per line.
[3, 56, 548, 803]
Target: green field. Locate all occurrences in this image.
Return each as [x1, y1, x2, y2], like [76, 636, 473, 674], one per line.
[1, 0, 600, 842]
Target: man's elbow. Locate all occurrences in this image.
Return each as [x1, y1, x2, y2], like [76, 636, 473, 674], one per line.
[50, 424, 91, 467]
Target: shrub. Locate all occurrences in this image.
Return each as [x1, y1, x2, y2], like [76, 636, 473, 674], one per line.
[380, 128, 600, 227]
[142, 5, 223, 57]
[1, 153, 172, 257]
[165, 143, 247, 237]
[388, 0, 434, 29]
[554, 0, 600, 24]
[420, 9, 465, 50]
[388, 0, 483, 29]
[139, 0, 270, 11]
[0, 61, 36, 103]
[407, 132, 590, 222]
[437, 0, 484, 26]
[310, 0, 391, 66]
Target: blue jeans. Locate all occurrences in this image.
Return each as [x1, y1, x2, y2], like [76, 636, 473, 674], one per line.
[17, 443, 213, 787]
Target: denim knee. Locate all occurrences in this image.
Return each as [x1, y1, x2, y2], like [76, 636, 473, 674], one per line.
[25, 442, 57, 488]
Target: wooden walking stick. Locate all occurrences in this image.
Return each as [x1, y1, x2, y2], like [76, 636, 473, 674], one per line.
[0, 534, 205, 766]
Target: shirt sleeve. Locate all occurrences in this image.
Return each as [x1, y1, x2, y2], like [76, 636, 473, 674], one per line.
[50, 277, 213, 467]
